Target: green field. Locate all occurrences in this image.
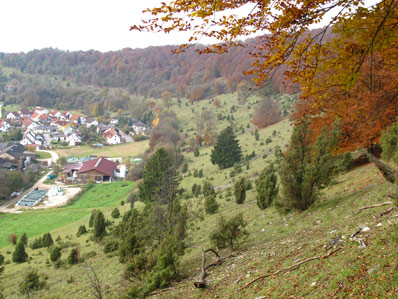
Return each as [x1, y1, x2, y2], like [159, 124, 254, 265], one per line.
[0, 181, 134, 249]
[35, 151, 52, 159]
[55, 140, 149, 159]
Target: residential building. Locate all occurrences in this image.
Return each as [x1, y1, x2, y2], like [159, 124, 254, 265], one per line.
[102, 128, 122, 145]
[77, 157, 117, 183]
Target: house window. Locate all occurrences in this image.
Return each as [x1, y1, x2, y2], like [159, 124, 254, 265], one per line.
[95, 175, 102, 181]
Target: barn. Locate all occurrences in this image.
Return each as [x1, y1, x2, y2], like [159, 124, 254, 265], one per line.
[77, 157, 117, 183]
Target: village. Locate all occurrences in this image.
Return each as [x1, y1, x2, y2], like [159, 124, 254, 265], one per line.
[0, 102, 149, 209]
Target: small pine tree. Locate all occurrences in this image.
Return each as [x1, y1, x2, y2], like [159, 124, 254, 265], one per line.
[111, 208, 121, 219]
[42, 233, 54, 247]
[202, 181, 216, 198]
[194, 148, 200, 157]
[204, 194, 219, 214]
[12, 241, 28, 263]
[256, 164, 279, 210]
[50, 247, 62, 262]
[20, 233, 28, 246]
[89, 209, 98, 227]
[234, 177, 246, 204]
[277, 120, 340, 211]
[209, 213, 248, 249]
[19, 270, 46, 295]
[181, 162, 188, 173]
[67, 248, 80, 265]
[254, 129, 259, 141]
[210, 126, 242, 169]
[76, 225, 87, 237]
[93, 211, 107, 240]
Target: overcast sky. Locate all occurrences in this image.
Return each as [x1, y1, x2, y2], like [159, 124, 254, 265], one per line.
[0, 0, 197, 53]
[1, 0, 379, 54]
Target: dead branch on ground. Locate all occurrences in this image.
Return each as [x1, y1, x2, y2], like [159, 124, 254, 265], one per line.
[148, 287, 175, 296]
[355, 201, 393, 215]
[194, 246, 236, 288]
[239, 247, 342, 291]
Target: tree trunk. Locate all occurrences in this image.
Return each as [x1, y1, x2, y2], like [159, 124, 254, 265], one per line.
[365, 151, 398, 184]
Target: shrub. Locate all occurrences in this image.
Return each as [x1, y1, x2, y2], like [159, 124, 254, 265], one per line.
[76, 225, 88, 237]
[93, 211, 107, 241]
[204, 195, 219, 214]
[194, 148, 200, 157]
[337, 151, 354, 172]
[254, 129, 260, 141]
[12, 241, 28, 263]
[256, 164, 279, 210]
[19, 270, 46, 295]
[8, 234, 17, 245]
[50, 247, 62, 262]
[181, 162, 188, 173]
[234, 177, 246, 204]
[277, 120, 340, 212]
[89, 209, 98, 227]
[0, 254, 4, 266]
[111, 208, 121, 219]
[202, 181, 216, 198]
[209, 213, 248, 249]
[42, 233, 53, 247]
[67, 248, 80, 265]
[20, 233, 28, 246]
[103, 240, 119, 254]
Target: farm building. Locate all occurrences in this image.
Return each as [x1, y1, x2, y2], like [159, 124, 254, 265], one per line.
[17, 190, 48, 207]
[77, 157, 117, 183]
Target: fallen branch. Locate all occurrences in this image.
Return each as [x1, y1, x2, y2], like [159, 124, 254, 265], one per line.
[355, 201, 393, 215]
[239, 247, 342, 291]
[379, 207, 394, 217]
[193, 247, 236, 288]
[148, 287, 175, 296]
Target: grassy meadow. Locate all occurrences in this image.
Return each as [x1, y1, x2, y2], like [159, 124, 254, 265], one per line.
[54, 140, 149, 159]
[0, 181, 134, 249]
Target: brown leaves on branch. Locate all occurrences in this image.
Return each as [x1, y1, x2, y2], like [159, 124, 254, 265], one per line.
[251, 97, 281, 129]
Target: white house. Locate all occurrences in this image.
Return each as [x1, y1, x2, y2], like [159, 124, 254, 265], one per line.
[63, 125, 75, 136]
[67, 133, 82, 146]
[34, 107, 49, 115]
[20, 130, 44, 146]
[131, 121, 150, 135]
[6, 112, 20, 121]
[85, 118, 99, 128]
[49, 110, 61, 118]
[0, 120, 10, 132]
[102, 128, 121, 145]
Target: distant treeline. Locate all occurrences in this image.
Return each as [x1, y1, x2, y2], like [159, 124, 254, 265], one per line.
[0, 41, 299, 99]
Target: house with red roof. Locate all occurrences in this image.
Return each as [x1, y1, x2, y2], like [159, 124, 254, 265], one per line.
[6, 112, 20, 121]
[30, 113, 40, 122]
[77, 157, 117, 183]
[49, 110, 61, 118]
[102, 128, 122, 145]
[38, 114, 51, 122]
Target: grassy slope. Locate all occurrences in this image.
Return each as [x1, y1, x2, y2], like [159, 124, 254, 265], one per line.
[54, 141, 149, 159]
[0, 181, 134, 249]
[1, 91, 397, 298]
[157, 164, 398, 298]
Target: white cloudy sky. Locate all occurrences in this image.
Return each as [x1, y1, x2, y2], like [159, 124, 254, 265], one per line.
[0, 0, 379, 54]
[0, 0, 196, 53]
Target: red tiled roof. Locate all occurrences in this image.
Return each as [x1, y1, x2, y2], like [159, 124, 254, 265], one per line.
[78, 157, 117, 177]
[39, 114, 49, 120]
[70, 114, 80, 121]
[31, 113, 39, 119]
